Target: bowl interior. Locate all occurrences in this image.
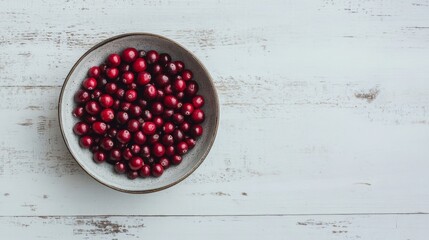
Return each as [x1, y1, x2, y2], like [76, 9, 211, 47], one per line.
[59, 33, 218, 193]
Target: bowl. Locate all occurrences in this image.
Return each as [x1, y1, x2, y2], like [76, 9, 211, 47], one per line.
[58, 33, 219, 193]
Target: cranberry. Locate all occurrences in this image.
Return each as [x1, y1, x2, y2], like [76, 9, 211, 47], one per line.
[163, 122, 175, 134]
[139, 165, 151, 177]
[153, 116, 164, 128]
[137, 99, 148, 108]
[151, 143, 165, 157]
[159, 53, 171, 64]
[100, 137, 114, 150]
[142, 110, 153, 121]
[151, 102, 164, 115]
[106, 67, 119, 79]
[151, 64, 162, 75]
[119, 63, 130, 72]
[82, 77, 98, 90]
[85, 101, 101, 115]
[148, 133, 160, 144]
[107, 53, 121, 67]
[180, 122, 190, 132]
[156, 89, 165, 100]
[127, 171, 139, 179]
[74, 89, 90, 103]
[122, 48, 138, 63]
[159, 157, 170, 169]
[92, 122, 107, 135]
[73, 122, 89, 136]
[117, 129, 131, 143]
[165, 146, 175, 156]
[162, 134, 174, 146]
[163, 109, 174, 119]
[108, 128, 117, 138]
[129, 105, 142, 117]
[191, 125, 203, 137]
[80, 136, 93, 148]
[122, 71, 134, 85]
[91, 89, 102, 100]
[146, 50, 159, 64]
[165, 62, 178, 75]
[173, 129, 184, 142]
[132, 58, 147, 72]
[105, 83, 118, 94]
[130, 144, 141, 155]
[164, 95, 178, 109]
[176, 141, 188, 155]
[116, 111, 129, 124]
[129, 156, 143, 170]
[164, 84, 173, 95]
[181, 103, 194, 116]
[155, 74, 170, 87]
[192, 95, 205, 108]
[185, 138, 196, 149]
[84, 115, 97, 123]
[142, 122, 156, 135]
[73, 107, 84, 118]
[176, 91, 185, 100]
[136, 71, 151, 85]
[133, 131, 146, 145]
[171, 155, 182, 165]
[128, 83, 138, 90]
[120, 102, 131, 111]
[88, 66, 101, 78]
[143, 84, 157, 100]
[99, 64, 107, 72]
[138, 50, 146, 58]
[152, 163, 164, 177]
[127, 119, 140, 132]
[115, 162, 126, 173]
[146, 157, 156, 166]
[181, 70, 193, 81]
[141, 145, 151, 158]
[93, 151, 106, 163]
[122, 148, 133, 161]
[109, 148, 121, 161]
[97, 77, 108, 88]
[112, 99, 120, 110]
[99, 94, 114, 108]
[125, 89, 137, 102]
[185, 80, 199, 97]
[175, 61, 184, 73]
[191, 109, 205, 123]
[172, 113, 184, 124]
[173, 79, 186, 92]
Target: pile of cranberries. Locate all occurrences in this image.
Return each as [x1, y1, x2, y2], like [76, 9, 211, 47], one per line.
[72, 48, 205, 179]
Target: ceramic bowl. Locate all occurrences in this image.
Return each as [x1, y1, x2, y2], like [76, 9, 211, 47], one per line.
[58, 33, 219, 193]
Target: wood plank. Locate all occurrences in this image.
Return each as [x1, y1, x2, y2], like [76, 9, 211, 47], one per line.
[0, 214, 428, 239]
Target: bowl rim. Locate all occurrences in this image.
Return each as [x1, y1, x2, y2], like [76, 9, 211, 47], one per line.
[58, 32, 219, 194]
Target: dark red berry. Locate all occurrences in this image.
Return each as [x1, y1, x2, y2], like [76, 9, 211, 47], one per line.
[129, 105, 142, 117]
[100, 108, 114, 122]
[132, 58, 147, 72]
[152, 163, 164, 177]
[137, 99, 148, 108]
[146, 50, 159, 64]
[133, 131, 146, 145]
[151, 64, 162, 75]
[122, 48, 138, 63]
[80, 136, 93, 148]
[120, 102, 131, 111]
[142, 110, 153, 121]
[127, 171, 139, 179]
[117, 129, 131, 143]
[148, 133, 160, 144]
[175, 61, 184, 73]
[115, 162, 126, 173]
[122, 71, 134, 85]
[97, 77, 108, 88]
[164, 95, 178, 109]
[85, 101, 101, 115]
[138, 50, 146, 58]
[107, 128, 117, 138]
[122, 148, 133, 161]
[109, 148, 122, 161]
[143, 84, 157, 100]
[165, 62, 178, 75]
[192, 95, 205, 108]
[130, 144, 141, 155]
[163, 122, 175, 134]
[116, 111, 129, 124]
[141, 145, 151, 158]
[165, 145, 175, 156]
[180, 122, 190, 132]
[91, 89, 102, 100]
[173, 129, 184, 142]
[129, 156, 143, 170]
[136, 71, 151, 85]
[105, 83, 118, 94]
[159, 157, 170, 169]
[185, 137, 196, 149]
[152, 143, 165, 157]
[172, 113, 184, 124]
[153, 116, 164, 128]
[99, 94, 114, 108]
[164, 84, 173, 95]
[73, 122, 89, 135]
[181, 103, 194, 116]
[191, 125, 203, 137]
[73, 107, 84, 118]
[82, 77, 98, 90]
[162, 134, 174, 146]
[74, 89, 90, 103]
[107, 53, 121, 67]
[159, 53, 171, 64]
[106, 67, 119, 79]
[125, 89, 137, 102]
[185, 80, 199, 97]
[181, 69, 193, 81]
[176, 141, 188, 155]
[93, 151, 106, 163]
[171, 155, 182, 165]
[127, 119, 140, 132]
[163, 109, 174, 119]
[151, 102, 164, 115]
[173, 79, 186, 92]
[142, 122, 156, 135]
[119, 63, 130, 72]
[191, 109, 205, 123]
[155, 74, 170, 87]
[139, 165, 151, 177]
[84, 115, 97, 123]
[88, 66, 101, 78]
[92, 122, 107, 135]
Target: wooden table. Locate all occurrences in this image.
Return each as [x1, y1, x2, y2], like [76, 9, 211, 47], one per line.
[1, 0, 428, 239]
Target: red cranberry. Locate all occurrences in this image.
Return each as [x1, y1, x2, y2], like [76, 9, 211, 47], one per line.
[73, 107, 84, 118]
[108, 128, 117, 138]
[129, 156, 143, 170]
[99, 63, 107, 72]
[73, 122, 89, 135]
[146, 50, 159, 64]
[136, 71, 151, 85]
[109, 148, 122, 161]
[107, 53, 121, 67]
[142, 122, 156, 135]
[140, 145, 151, 158]
[128, 83, 138, 90]
[180, 122, 190, 132]
[92, 122, 107, 135]
[171, 155, 182, 165]
[116, 111, 129, 124]
[91, 89, 102, 100]
[155, 74, 170, 87]
[122, 48, 138, 63]
[176, 91, 185, 100]
[100, 137, 114, 150]
[125, 89, 137, 102]
[133, 131, 146, 145]
[181, 69, 193, 81]
[97, 77, 108, 88]
[159, 157, 170, 169]
[156, 89, 165, 100]
[185, 137, 196, 149]
[176, 141, 188, 155]
[88, 66, 101, 78]
[112, 99, 120, 110]
[117, 129, 131, 143]
[152, 143, 165, 157]
[191, 125, 203, 137]
[162, 134, 174, 146]
[114, 162, 126, 173]
[137, 99, 148, 108]
[142, 110, 153, 121]
[82, 77, 97, 90]
[152, 164, 164, 177]
[84, 115, 97, 123]
[143, 84, 157, 100]
[93, 151, 106, 163]
[151, 64, 162, 75]
[153, 116, 164, 128]
[85, 101, 101, 115]
[191, 109, 205, 123]
[146, 157, 156, 166]
[114, 89, 125, 101]
[164, 84, 173, 95]
[151, 102, 164, 115]
[127, 171, 139, 179]
[159, 53, 171, 64]
[99, 94, 114, 108]
[172, 113, 184, 124]
[119, 63, 130, 72]
[105, 83, 118, 94]
[74, 89, 90, 103]
[106, 68, 119, 79]
[185, 80, 199, 97]
[127, 119, 140, 132]
[165, 62, 178, 75]
[130, 144, 141, 155]
[148, 133, 160, 144]
[138, 50, 146, 58]
[79, 136, 93, 148]
[173, 129, 184, 142]
[163, 122, 175, 134]
[138, 165, 151, 178]
[175, 61, 184, 73]
[132, 58, 147, 72]
[122, 148, 133, 161]
[129, 105, 142, 117]
[173, 79, 186, 92]
[164, 95, 178, 109]
[192, 95, 205, 108]
[122, 71, 134, 85]
[120, 102, 131, 111]
[181, 103, 194, 116]
[165, 146, 175, 156]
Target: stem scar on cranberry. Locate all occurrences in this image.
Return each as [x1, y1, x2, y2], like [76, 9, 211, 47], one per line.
[72, 48, 205, 179]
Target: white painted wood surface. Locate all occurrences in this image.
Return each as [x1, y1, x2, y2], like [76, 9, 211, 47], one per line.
[1, 0, 429, 238]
